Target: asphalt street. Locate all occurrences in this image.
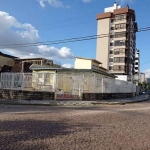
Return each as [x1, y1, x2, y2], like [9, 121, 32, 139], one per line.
[1, 100, 150, 150]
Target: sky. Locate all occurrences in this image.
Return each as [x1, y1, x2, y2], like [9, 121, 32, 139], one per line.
[0, 0, 149, 74]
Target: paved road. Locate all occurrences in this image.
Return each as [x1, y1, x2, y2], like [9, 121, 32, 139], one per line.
[1, 100, 150, 150]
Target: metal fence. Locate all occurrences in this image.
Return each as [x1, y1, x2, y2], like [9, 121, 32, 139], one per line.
[0, 72, 136, 99]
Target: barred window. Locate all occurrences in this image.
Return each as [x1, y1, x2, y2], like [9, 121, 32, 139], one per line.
[115, 23, 126, 30]
[109, 58, 113, 62]
[44, 73, 51, 83]
[115, 40, 126, 46]
[114, 49, 125, 55]
[113, 65, 125, 71]
[114, 57, 125, 63]
[115, 14, 126, 21]
[115, 32, 126, 38]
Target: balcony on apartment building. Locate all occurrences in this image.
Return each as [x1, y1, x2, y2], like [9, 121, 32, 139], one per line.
[114, 14, 128, 24]
[112, 68, 126, 74]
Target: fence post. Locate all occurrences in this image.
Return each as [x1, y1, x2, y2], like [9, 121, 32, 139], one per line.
[11, 73, 14, 89]
[53, 73, 57, 100]
[53, 73, 56, 92]
[0, 73, 2, 89]
[93, 74, 96, 93]
[21, 73, 24, 91]
[102, 78, 104, 93]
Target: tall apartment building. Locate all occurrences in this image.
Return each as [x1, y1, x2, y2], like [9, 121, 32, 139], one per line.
[96, 3, 138, 82]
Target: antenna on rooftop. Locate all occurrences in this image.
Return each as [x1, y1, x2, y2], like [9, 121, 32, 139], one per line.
[126, 4, 129, 8]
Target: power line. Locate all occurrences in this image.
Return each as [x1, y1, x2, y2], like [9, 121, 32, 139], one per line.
[0, 27, 150, 49]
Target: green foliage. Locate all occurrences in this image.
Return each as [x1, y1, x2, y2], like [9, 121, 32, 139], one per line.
[138, 81, 150, 90]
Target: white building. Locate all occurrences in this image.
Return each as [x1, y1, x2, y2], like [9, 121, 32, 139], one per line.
[139, 73, 145, 83]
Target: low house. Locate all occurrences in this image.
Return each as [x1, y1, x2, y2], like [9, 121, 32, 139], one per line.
[15, 58, 54, 66]
[29, 60, 115, 94]
[74, 57, 108, 73]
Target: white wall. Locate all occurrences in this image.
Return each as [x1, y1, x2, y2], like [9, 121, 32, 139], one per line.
[74, 58, 92, 69]
[116, 75, 128, 81]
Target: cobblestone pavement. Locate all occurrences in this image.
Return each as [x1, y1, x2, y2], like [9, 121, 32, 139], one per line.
[1, 100, 150, 150]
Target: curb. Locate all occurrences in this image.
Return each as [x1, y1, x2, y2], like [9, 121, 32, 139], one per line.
[0, 95, 149, 106]
[91, 96, 149, 105]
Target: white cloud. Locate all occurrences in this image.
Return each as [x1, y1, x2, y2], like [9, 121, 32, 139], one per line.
[38, 45, 74, 59]
[0, 11, 74, 60]
[0, 11, 39, 55]
[144, 69, 150, 78]
[117, 0, 133, 5]
[37, 0, 94, 8]
[62, 64, 73, 68]
[37, 0, 69, 8]
[82, 0, 93, 3]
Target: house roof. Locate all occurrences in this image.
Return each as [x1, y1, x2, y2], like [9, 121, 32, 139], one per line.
[30, 64, 62, 70]
[0, 51, 18, 59]
[15, 57, 53, 61]
[75, 57, 102, 64]
[30, 65, 115, 78]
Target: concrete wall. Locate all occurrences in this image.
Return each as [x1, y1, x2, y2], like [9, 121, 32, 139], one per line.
[0, 89, 135, 101]
[96, 18, 110, 70]
[74, 58, 92, 69]
[82, 93, 134, 101]
[0, 89, 54, 100]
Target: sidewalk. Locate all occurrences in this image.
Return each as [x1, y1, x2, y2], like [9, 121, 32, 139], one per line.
[0, 95, 149, 106]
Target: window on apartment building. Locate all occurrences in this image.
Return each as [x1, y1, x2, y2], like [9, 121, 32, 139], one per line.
[110, 34, 114, 38]
[115, 23, 126, 30]
[109, 50, 113, 54]
[115, 40, 126, 46]
[111, 19, 115, 23]
[110, 42, 114, 46]
[113, 65, 125, 71]
[115, 14, 126, 21]
[109, 58, 113, 63]
[135, 62, 138, 65]
[114, 57, 125, 63]
[121, 23, 126, 28]
[115, 32, 126, 38]
[111, 27, 114, 30]
[115, 15, 119, 20]
[114, 49, 125, 55]
[109, 66, 113, 70]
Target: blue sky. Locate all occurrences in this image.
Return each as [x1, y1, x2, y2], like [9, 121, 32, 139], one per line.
[0, 0, 149, 73]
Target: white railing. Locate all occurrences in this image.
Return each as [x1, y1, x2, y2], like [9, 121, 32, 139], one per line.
[0, 72, 136, 94]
